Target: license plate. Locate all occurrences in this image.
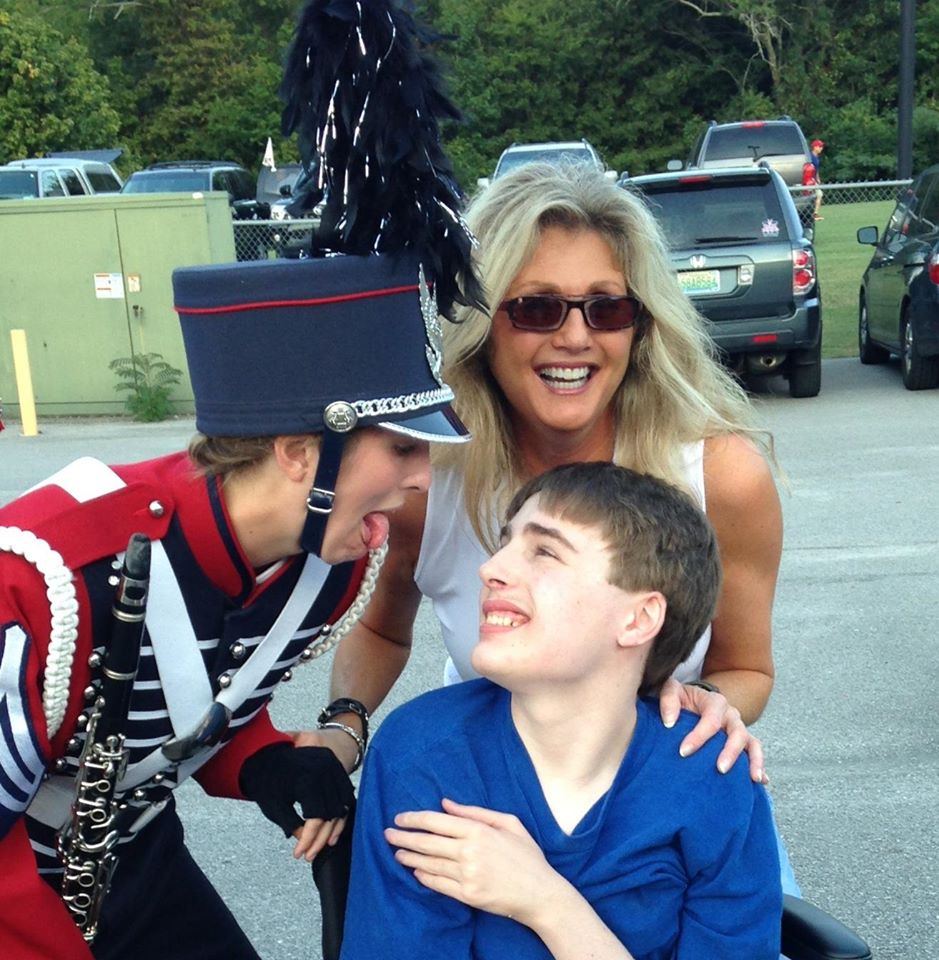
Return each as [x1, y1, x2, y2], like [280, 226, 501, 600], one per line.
[678, 269, 720, 295]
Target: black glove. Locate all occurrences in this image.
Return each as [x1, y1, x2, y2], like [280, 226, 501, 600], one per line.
[239, 742, 355, 837]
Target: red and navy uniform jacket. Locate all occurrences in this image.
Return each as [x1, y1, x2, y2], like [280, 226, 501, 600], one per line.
[0, 452, 365, 960]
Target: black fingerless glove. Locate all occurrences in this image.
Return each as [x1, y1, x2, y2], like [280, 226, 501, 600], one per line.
[239, 743, 355, 837]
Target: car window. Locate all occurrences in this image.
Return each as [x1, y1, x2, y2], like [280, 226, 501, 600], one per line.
[703, 126, 805, 161]
[908, 173, 939, 236]
[86, 171, 122, 192]
[230, 170, 253, 200]
[212, 171, 234, 195]
[59, 170, 87, 196]
[0, 170, 39, 199]
[40, 170, 66, 197]
[495, 148, 595, 177]
[123, 171, 208, 193]
[638, 179, 789, 248]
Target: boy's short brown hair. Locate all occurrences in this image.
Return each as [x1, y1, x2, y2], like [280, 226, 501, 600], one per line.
[504, 462, 722, 694]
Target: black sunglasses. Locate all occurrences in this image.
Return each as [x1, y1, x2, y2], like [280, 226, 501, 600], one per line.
[498, 294, 644, 332]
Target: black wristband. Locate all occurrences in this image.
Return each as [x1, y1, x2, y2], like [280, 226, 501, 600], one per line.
[318, 698, 370, 748]
[686, 679, 721, 695]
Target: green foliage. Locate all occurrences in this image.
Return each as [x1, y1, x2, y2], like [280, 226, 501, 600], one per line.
[0, 9, 120, 159]
[109, 352, 183, 422]
[3, 0, 938, 186]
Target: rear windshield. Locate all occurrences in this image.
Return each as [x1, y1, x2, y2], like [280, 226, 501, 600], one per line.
[637, 180, 789, 248]
[86, 171, 122, 192]
[0, 170, 39, 199]
[495, 148, 594, 177]
[122, 171, 209, 193]
[704, 126, 805, 162]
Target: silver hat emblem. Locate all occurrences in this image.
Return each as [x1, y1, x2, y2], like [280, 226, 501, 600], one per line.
[324, 401, 358, 432]
[418, 265, 444, 387]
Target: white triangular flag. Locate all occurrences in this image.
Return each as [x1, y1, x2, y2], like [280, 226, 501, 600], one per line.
[262, 137, 276, 171]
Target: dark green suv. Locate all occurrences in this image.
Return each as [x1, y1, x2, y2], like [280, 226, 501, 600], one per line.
[626, 165, 822, 397]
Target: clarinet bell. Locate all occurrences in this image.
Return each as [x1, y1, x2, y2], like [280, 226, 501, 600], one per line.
[161, 702, 232, 762]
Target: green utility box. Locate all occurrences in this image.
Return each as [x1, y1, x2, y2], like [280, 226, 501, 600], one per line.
[0, 193, 236, 417]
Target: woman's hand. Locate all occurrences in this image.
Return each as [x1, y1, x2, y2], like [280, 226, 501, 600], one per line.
[659, 678, 766, 784]
[385, 798, 563, 926]
[287, 727, 361, 774]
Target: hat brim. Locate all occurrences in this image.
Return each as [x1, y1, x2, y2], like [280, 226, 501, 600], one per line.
[378, 406, 470, 444]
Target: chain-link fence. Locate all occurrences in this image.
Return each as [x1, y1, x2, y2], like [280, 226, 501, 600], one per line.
[789, 179, 911, 207]
[233, 217, 319, 263]
[234, 181, 912, 261]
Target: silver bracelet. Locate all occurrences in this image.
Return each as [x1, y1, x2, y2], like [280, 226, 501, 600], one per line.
[319, 720, 366, 773]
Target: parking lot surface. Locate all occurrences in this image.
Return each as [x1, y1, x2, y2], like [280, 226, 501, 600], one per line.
[1, 357, 936, 958]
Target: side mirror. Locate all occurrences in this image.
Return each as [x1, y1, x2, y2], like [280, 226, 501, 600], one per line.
[476, 177, 491, 189]
[279, 183, 293, 197]
[666, 159, 683, 172]
[856, 225, 879, 245]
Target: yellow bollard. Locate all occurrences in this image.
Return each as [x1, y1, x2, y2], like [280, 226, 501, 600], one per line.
[10, 329, 39, 437]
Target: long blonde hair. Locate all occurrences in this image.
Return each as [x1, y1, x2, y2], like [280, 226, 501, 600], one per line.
[437, 162, 771, 550]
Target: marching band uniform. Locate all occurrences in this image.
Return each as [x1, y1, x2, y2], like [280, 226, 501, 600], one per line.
[0, 250, 472, 959]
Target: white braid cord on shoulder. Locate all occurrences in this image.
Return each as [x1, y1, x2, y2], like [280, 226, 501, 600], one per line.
[0, 526, 79, 739]
[304, 542, 387, 662]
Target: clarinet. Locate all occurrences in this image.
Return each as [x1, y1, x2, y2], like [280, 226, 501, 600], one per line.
[58, 533, 151, 943]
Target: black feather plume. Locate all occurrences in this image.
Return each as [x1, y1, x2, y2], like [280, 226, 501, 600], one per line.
[280, 0, 486, 319]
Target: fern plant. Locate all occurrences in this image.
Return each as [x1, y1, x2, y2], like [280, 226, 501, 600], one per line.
[109, 352, 183, 422]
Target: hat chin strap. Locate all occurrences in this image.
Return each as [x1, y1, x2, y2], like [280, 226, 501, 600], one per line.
[301, 429, 347, 558]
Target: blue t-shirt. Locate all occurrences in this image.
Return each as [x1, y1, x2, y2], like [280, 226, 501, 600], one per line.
[341, 680, 781, 959]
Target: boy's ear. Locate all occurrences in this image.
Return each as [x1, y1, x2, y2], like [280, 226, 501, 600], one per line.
[616, 592, 667, 650]
[272, 435, 320, 482]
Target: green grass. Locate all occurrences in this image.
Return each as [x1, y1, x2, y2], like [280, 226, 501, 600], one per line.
[811, 200, 894, 358]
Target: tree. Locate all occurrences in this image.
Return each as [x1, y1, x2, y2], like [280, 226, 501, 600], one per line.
[0, 9, 121, 159]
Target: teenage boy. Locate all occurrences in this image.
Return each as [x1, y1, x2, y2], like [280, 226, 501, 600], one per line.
[341, 462, 782, 960]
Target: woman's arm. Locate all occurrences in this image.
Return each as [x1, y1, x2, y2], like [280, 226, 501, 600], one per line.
[292, 491, 427, 771]
[388, 799, 634, 960]
[658, 432, 781, 780]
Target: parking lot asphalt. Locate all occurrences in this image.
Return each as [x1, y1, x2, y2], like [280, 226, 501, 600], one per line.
[1, 356, 936, 959]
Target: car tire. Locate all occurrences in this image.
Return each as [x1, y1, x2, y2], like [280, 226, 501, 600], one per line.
[788, 339, 822, 398]
[858, 295, 889, 364]
[900, 310, 939, 390]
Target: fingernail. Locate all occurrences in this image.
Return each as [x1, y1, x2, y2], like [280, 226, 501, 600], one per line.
[664, 714, 677, 729]
[679, 744, 691, 758]
[762, 772, 771, 785]
[717, 759, 729, 774]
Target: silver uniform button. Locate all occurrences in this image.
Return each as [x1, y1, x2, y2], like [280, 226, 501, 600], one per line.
[148, 500, 165, 517]
[323, 401, 358, 432]
[230, 642, 246, 661]
[281, 669, 293, 683]
[218, 672, 233, 689]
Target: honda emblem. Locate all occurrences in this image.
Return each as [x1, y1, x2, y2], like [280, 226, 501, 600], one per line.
[690, 255, 707, 269]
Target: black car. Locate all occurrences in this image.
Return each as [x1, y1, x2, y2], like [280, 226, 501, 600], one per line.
[627, 165, 822, 397]
[857, 164, 939, 390]
[122, 161, 269, 220]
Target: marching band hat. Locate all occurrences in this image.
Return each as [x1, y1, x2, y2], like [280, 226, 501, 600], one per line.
[173, 252, 468, 444]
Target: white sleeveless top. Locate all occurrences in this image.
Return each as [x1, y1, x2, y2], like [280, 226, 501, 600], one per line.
[415, 441, 711, 686]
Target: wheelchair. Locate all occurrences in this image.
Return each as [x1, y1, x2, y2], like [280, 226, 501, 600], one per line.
[311, 809, 873, 960]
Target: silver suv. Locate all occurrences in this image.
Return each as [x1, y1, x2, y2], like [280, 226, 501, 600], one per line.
[0, 157, 123, 199]
[685, 118, 814, 223]
[478, 139, 615, 189]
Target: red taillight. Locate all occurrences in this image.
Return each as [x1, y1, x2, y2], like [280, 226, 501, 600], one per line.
[741, 121, 766, 128]
[792, 247, 815, 295]
[752, 334, 778, 344]
[679, 175, 712, 184]
[928, 250, 939, 285]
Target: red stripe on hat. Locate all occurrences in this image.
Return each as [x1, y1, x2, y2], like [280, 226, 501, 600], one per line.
[176, 283, 420, 315]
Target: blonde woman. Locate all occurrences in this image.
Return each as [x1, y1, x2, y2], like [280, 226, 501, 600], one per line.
[313, 162, 797, 892]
